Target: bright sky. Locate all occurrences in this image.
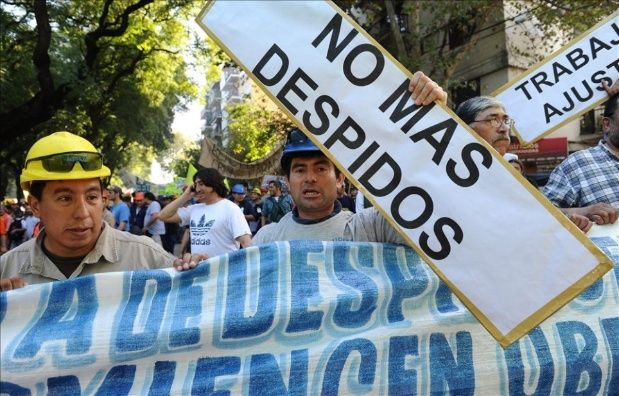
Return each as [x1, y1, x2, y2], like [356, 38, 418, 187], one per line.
[149, 101, 204, 184]
[150, 20, 207, 185]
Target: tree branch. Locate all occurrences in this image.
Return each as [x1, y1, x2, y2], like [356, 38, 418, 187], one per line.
[32, 0, 53, 94]
[85, 0, 154, 69]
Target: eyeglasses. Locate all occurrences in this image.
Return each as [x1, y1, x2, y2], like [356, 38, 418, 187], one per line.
[26, 152, 103, 172]
[472, 117, 515, 129]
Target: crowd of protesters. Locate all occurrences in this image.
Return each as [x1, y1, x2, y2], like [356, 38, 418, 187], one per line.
[2, 73, 617, 291]
[0, 201, 41, 255]
[4, 174, 360, 261]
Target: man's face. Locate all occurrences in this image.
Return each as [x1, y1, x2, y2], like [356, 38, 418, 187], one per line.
[603, 99, 619, 149]
[268, 182, 278, 196]
[286, 154, 344, 220]
[469, 106, 512, 156]
[250, 192, 260, 201]
[29, 178, 104, 257]
[193, 178, 215, 203]
[232, 191, 245, 203]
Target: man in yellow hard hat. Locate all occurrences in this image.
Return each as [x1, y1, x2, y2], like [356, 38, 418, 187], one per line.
[0, 131, 185, 291]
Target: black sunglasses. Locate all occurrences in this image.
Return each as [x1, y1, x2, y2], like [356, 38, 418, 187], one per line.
[26, 152, 103, 172]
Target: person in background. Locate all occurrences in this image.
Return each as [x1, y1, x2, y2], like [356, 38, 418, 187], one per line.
[108, 185, 130, 231]
[543, 91, 618, 226]
[337, 182, 355, 212]
[456, 96, 512, 156]
[7, 208, 26, 249]
[22, 206, 40, 240]
[160, 195, 180, 254]
[504, 153, 539, 188]
[0, 205, 13, 254]
[101, 189, 115, 226]
[261, 179, 294, 226]
[249, 187, 263, 235]
[128, 191, 146, 234]
[158, 167, 252, 259]
[143, 192, 166, 246]
[230, 183, 256, 227]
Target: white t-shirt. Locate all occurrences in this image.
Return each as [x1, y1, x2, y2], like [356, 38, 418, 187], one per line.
[177, 199, 251, 257]
[145, 201, 165, 235]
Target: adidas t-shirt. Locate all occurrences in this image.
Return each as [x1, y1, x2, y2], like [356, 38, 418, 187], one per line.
[177, 199, 250, 257]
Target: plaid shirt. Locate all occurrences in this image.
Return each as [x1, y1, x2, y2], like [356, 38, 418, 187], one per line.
[543, 141, 619, 208]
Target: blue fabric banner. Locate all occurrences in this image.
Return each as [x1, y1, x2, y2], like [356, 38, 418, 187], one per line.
[1, 238, 618, 395]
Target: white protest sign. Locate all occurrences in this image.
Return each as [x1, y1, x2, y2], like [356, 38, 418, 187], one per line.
[197, 1, 612, 347]
[494, 11, 619, 145]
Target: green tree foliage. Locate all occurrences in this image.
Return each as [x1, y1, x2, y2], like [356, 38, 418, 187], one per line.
[0, 0, 204, 198]
[225, 88, 295, 163]
[161, 133, 201, 178]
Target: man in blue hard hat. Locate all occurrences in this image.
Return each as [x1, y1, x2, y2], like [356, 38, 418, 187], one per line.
[253, 73, 446, 244]
[230, 183, 257, 227]
[253, 128, 406, 244]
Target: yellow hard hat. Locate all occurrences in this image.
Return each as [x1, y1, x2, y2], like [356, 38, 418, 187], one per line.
[20, 131, 111, 191]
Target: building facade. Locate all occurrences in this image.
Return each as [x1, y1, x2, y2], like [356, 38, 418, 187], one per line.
[202, 66, 251, 146]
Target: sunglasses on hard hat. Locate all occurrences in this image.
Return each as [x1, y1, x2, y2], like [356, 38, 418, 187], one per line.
[26, 152, 103, 172]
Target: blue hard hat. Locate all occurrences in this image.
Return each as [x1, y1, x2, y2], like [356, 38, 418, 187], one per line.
[231, 183, 245, 194]
[281, 128, 321, 170]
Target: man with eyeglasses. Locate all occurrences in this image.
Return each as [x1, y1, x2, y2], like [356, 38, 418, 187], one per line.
[455, 95, 612, 232]
[455, 96, 514, 157]
[543, 92, 619, 226]
[0, 131, 189, 291]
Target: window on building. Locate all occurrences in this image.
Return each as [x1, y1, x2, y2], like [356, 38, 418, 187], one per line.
[450, 79, 480, 108]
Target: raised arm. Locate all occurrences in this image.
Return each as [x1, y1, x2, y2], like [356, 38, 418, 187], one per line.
[158, 186, 194, 223]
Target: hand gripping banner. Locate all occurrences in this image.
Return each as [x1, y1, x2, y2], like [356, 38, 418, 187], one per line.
[196, 1, 612, 346]
[1, 239, 618, 394]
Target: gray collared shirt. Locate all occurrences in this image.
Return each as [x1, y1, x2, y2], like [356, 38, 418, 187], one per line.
[1, 223, 176, 285]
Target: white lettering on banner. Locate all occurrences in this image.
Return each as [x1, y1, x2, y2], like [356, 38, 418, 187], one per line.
[196, 1, 612, 346]
[0, 240, 618, 394]
[493, 12, 619, 144]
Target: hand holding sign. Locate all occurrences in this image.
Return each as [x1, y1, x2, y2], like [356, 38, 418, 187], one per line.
[408, 71, 447, 106]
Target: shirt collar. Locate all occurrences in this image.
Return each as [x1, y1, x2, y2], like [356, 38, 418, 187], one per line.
[22, 224, 113, 280]
[292, 200, 342, 224]
[600, 139, 619, 160]
[83, 222, 118, 264]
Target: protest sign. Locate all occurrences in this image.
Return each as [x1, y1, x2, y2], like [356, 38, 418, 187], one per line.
[494, 11, 619, 144]
[1, 239, 618, 394]
[196, 1, 611, 346]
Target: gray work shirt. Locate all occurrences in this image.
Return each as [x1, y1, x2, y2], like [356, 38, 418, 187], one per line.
[253, 206, 405, 245]
[1, 223, 176, 285]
